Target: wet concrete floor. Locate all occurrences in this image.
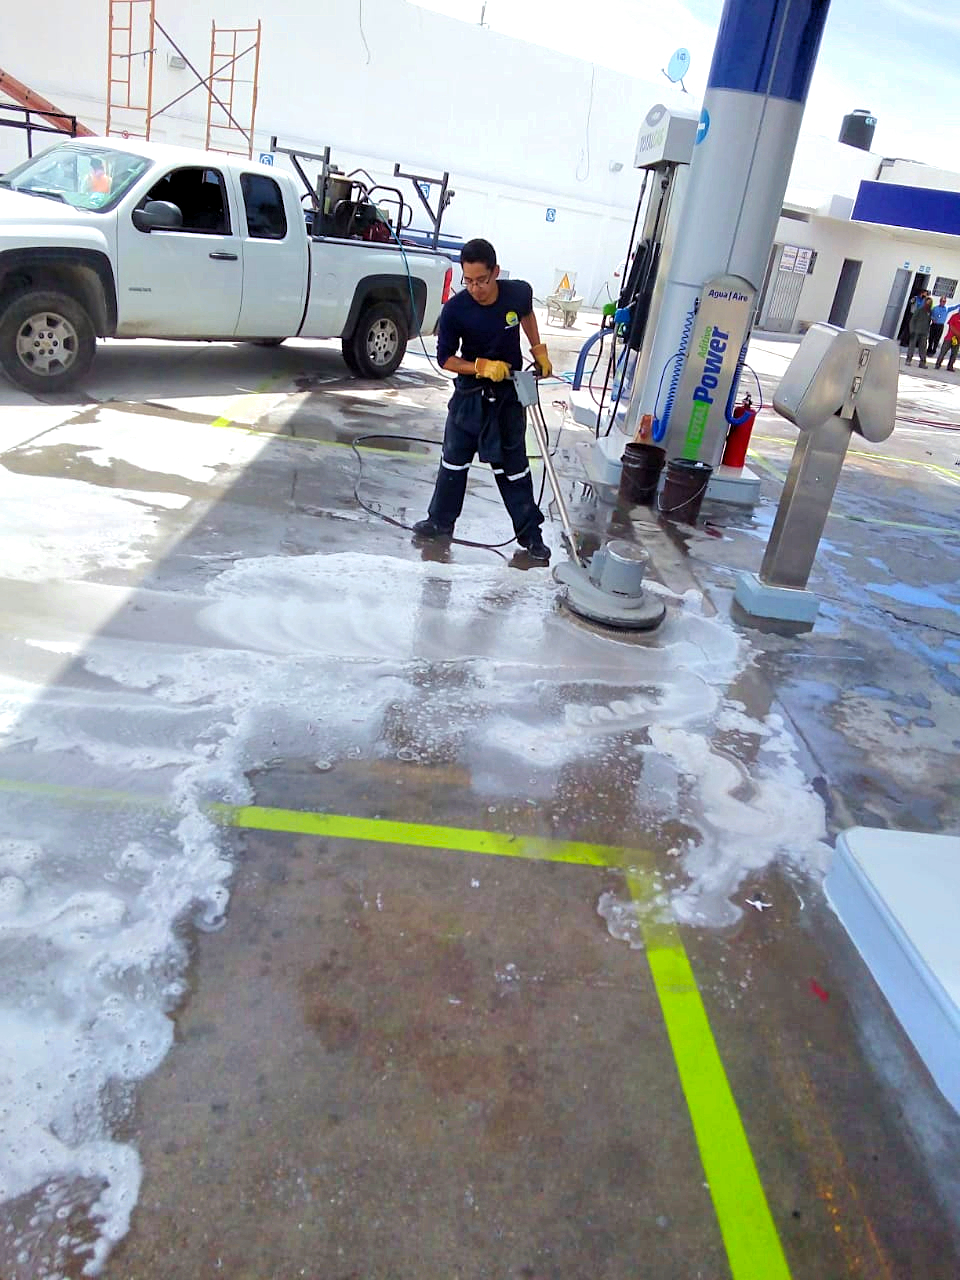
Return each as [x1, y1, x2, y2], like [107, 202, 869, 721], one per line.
[2, 328, 960, 1278]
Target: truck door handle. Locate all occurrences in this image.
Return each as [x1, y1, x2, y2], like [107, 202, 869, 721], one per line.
[209, 251, 238, 261]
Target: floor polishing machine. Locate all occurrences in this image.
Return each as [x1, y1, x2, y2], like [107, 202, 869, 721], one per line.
[513, 369, 666, 632]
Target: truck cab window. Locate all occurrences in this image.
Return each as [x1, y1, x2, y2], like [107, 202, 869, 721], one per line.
[240, 173, 287, 240]
[140, 167, 231, 234]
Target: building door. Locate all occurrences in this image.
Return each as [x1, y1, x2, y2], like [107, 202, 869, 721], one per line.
[828, 258, 862, 328]
[879, 268, 911, 338]
[761, 265, 805, 332]
[754, 242, 779, 327]
[757, 242, 812, 333]
[895, 270, 929, 345]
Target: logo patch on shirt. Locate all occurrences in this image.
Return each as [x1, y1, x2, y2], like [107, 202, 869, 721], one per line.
[504, 310, 520, 329]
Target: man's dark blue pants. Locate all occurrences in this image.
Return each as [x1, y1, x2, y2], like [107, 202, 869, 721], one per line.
[427, 380, 544, 543]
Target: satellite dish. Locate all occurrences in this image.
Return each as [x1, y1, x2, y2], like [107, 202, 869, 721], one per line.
[663, 47, 691, 93]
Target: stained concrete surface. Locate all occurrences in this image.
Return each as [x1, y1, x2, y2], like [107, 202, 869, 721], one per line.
[2, 322, 960, 1278]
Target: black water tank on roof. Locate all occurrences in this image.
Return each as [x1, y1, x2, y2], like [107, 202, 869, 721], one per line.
[839, 109, 877, 151]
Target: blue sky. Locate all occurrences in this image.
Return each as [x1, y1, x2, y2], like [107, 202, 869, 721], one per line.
[414, 0, 959, 169]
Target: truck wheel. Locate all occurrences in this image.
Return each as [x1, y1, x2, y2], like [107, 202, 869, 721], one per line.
[0, 289, 96, 394]
[347, 301, 408, 378]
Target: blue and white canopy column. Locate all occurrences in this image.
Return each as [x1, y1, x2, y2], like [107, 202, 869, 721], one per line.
[635, 0, 831, 466]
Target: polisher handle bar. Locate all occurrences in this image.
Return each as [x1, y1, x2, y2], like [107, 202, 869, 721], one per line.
[514, 370, 584, 568]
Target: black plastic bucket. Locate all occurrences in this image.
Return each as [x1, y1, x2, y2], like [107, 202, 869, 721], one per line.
[618, 442, 666, 505]
[659, 457, 713, 525]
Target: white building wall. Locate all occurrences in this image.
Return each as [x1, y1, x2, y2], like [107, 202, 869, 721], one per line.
[5, 0, 960, 326]
[786, 133, 880, 206]
[771, 213, 960, 335]
[879, 161, 960, 194]
[1, 0, 680, 304]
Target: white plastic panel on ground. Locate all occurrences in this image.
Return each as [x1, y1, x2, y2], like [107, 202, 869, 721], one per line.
[826, 827, 960, 1114]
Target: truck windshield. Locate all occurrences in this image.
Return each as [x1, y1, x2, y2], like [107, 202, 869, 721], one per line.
[0, 143, 153, 212]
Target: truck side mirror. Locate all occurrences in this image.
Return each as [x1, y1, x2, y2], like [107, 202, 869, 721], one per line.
[132, 200, 183, 232]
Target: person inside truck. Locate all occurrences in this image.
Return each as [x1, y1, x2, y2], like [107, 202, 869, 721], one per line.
[84, 157, 111, 195]
[413, 237, 553, 564]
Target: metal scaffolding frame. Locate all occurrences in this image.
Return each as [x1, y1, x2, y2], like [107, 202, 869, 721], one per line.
[105, 0, 156, 140]
[104, 2, 261, 156]
[205, 21, 262, 158]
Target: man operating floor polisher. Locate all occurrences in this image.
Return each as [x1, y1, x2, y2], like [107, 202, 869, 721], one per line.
[412, 238, 553, 563]
[511, 367, 667, 632]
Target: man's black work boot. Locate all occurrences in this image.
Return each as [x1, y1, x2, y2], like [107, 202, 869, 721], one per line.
[412, 518, 454, 539]
[523, 534, 551, 564]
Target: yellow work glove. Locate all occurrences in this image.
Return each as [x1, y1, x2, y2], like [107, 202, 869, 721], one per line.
[531, 342, 553, 377]
[475, 358, 511, 382]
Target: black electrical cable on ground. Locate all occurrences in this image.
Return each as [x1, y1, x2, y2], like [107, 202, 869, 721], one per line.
[350, 378, 556, 558]
[589, 171, 649, 437]
[350, 433, 512, 556]
[595, 327, 618, 437]
[587, 321, 610, 408]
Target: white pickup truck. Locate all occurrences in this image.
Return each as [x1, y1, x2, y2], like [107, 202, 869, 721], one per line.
[0, 137, 453, 393]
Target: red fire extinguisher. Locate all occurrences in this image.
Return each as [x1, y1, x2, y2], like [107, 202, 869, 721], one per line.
[721, 394, 758, 469]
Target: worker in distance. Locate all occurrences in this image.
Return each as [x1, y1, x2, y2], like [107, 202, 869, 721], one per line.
[414, 238, 553, 563]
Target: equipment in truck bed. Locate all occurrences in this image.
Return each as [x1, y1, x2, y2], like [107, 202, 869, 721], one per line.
[269, 137, 455, 249]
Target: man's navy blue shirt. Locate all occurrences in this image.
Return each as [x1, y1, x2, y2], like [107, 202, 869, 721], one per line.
[436, 278, 534, 371]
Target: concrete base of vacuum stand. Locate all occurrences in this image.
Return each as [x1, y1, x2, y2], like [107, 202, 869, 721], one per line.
[826, 827, 960, 1116]
[584, 431, 626, 488]
[734, 571, 820, 623]
[706, 464, 761, 507]
[569, 388, 606, 432]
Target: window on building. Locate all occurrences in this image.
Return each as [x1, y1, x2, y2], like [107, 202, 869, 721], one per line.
[932, 276, 958, 298]
[139, 167, 231, 234]
[240, 173, 288, 239]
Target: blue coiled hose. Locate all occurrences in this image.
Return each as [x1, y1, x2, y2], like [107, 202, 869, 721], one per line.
[651, 304, 696, 443]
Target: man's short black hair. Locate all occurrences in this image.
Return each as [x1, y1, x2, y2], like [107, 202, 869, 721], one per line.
[461, 238, 496, 270]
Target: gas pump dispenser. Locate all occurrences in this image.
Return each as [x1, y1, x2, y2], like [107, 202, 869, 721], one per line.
[577, 103, 761, 511]
[577, 103, 699, 487]
[577, 0, 834, 515]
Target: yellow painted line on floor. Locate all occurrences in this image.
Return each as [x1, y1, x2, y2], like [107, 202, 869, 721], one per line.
[0, 777, 641, 876]
[838, 513, 960, 536]
[207, 399, 436, 460]
[752, 433, 960, 487]
[746, 450, 960, 538]
[227, 787, 794, 1279]
[0, 772, 792, 1276]
[225, 423, 435, 459]
[204, 375, 436, 461]
[211, 801, 629, 870]
[0, 776, 166, 809]
[209, 372, 286, 430]
[627, 872, 792, 1280]
[746, 449, 787, 482]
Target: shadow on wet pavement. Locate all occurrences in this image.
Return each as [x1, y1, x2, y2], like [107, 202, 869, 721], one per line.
[2, 336, 960, 1278]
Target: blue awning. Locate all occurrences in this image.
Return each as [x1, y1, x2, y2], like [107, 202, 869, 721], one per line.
[852, 181, 960, 236]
